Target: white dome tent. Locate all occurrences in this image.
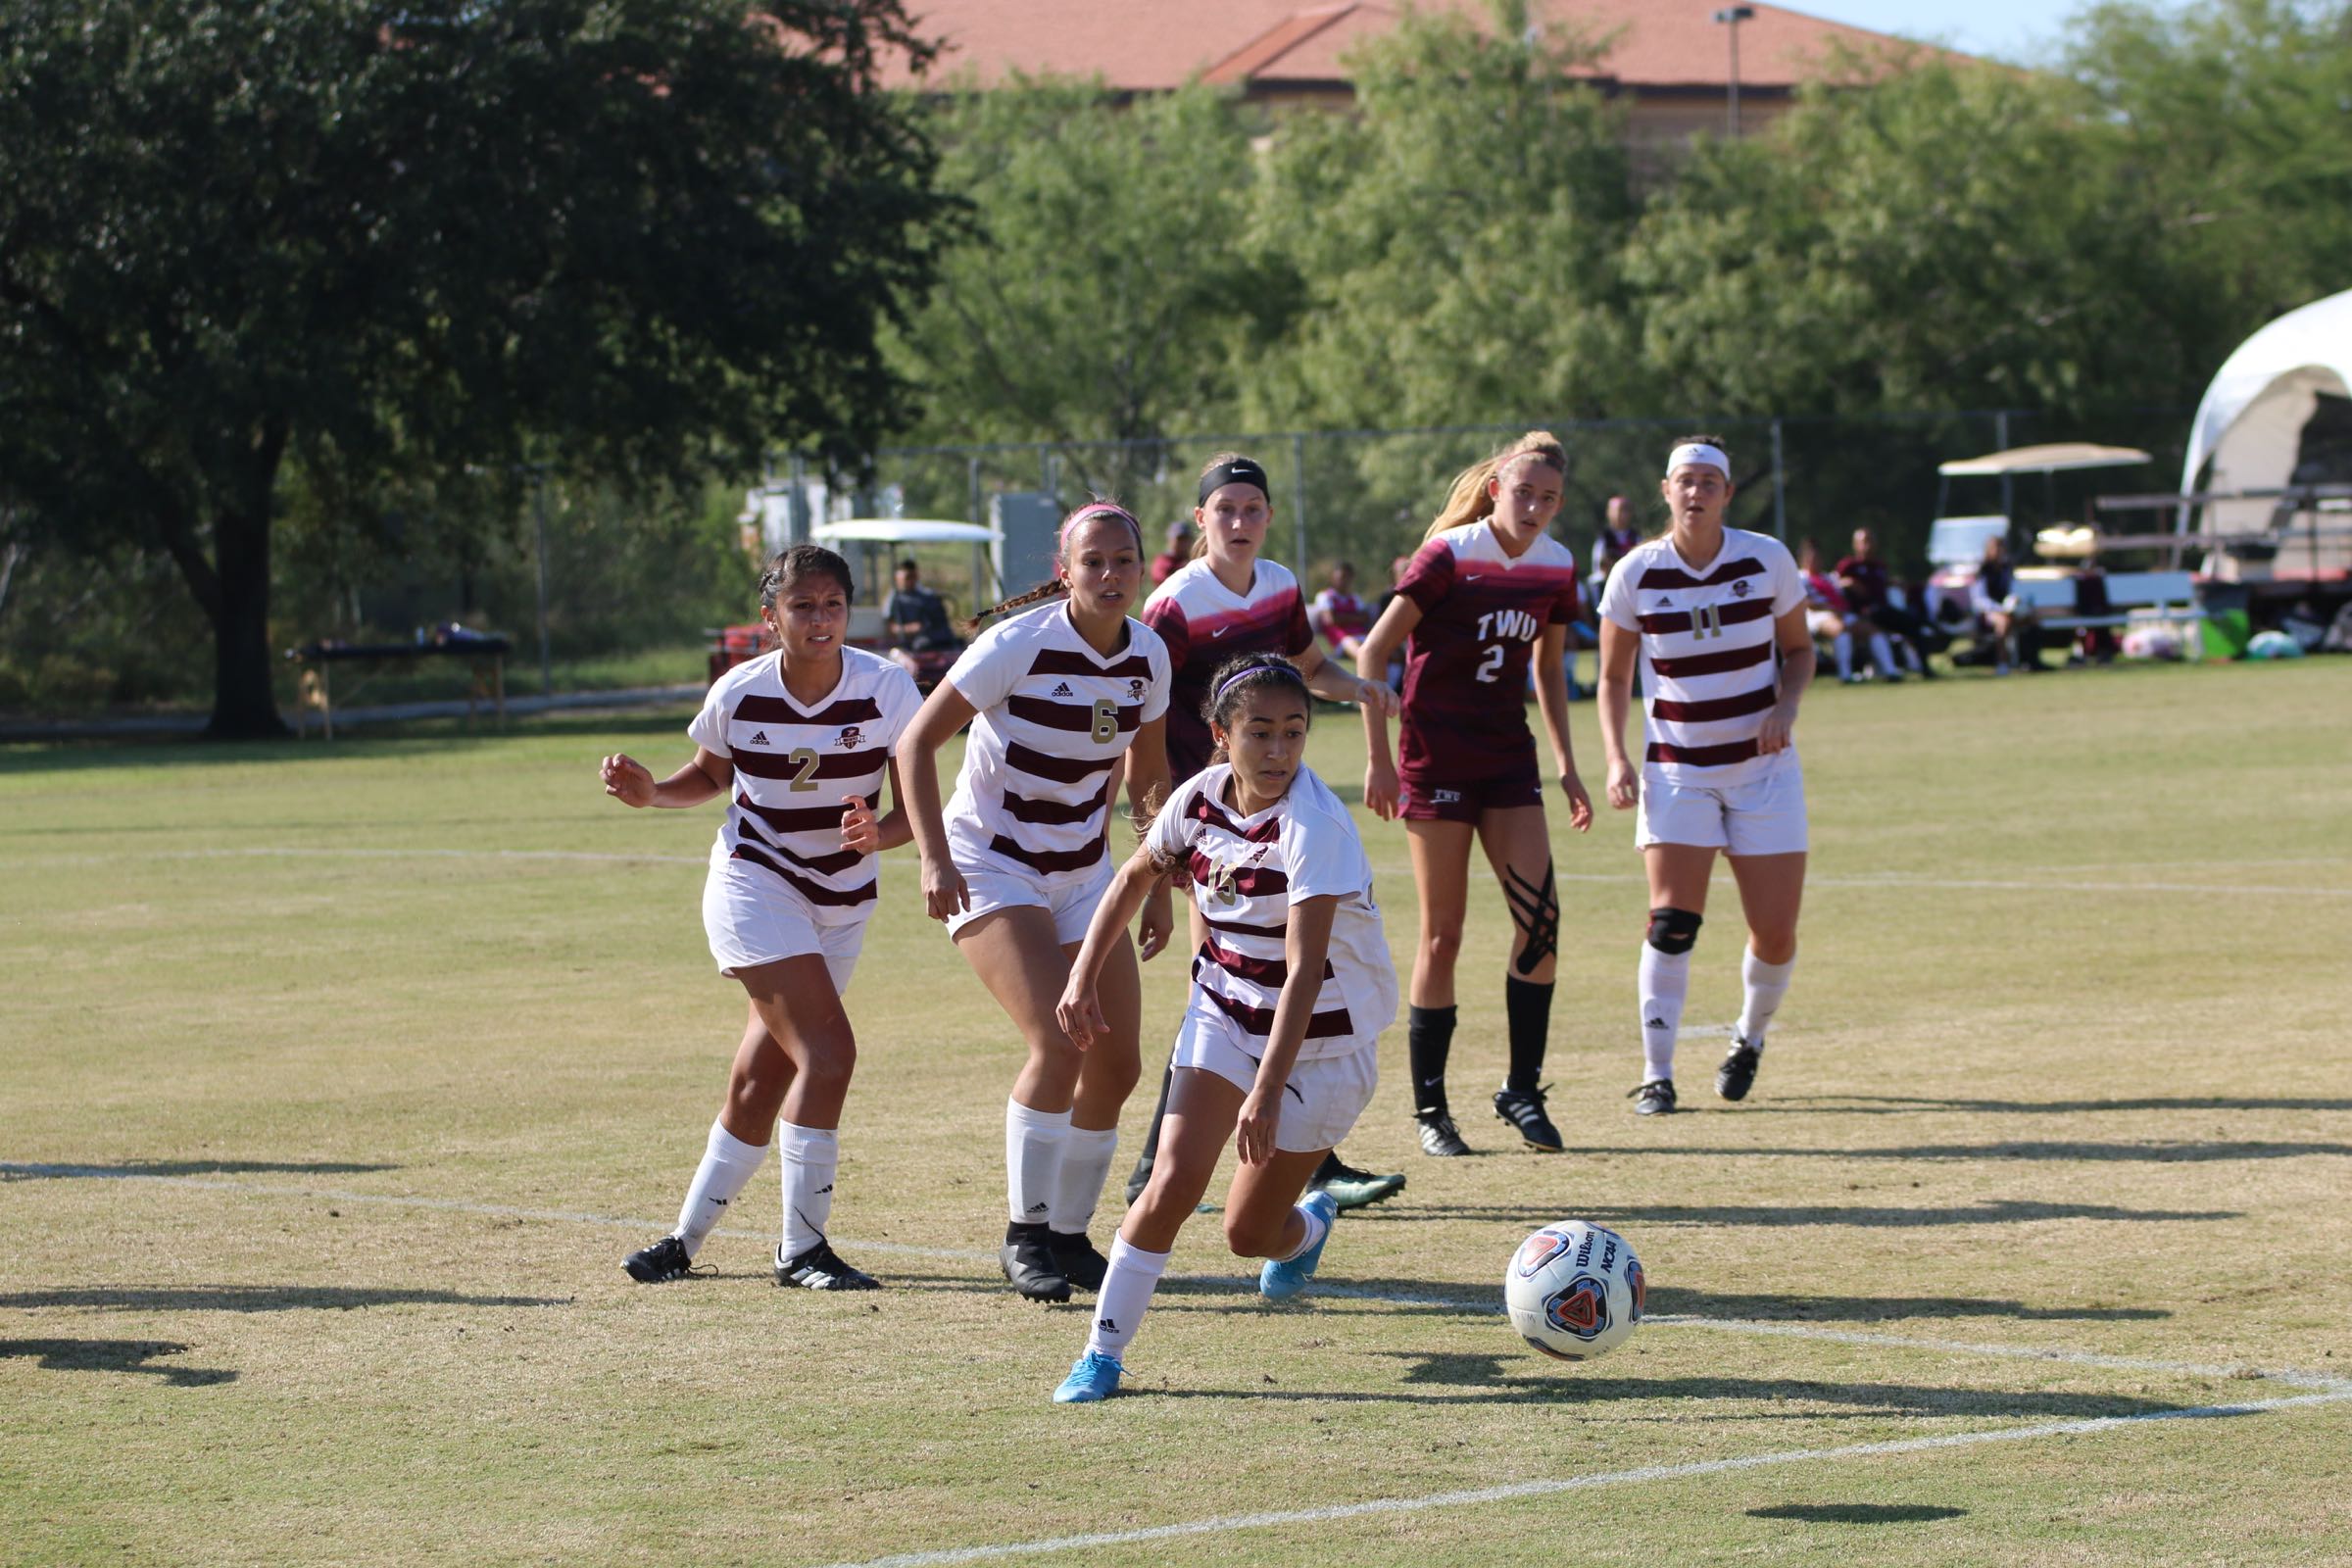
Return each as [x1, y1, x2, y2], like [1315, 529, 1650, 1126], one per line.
[2179, 287, 2352, 581]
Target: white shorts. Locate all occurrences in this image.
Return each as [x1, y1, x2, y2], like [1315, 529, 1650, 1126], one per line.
[1804, 608, 1842, 638]
[702, 854, 867, 993]
[944, 854, 1112, 946]
[1636, 754, 1808, 856]
[1169, 1008, 1379, 1155]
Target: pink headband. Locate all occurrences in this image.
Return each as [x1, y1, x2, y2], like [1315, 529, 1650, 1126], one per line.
[1059, 503, 1144, 555]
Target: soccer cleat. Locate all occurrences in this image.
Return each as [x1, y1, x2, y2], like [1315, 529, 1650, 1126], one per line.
[1717, 1039, 1763, 1102]
[1310, 1154, 1406, 1211]
[1630, 1078, 1678, 1116]
[1052, 1349, 1124, 1403]
[1493, 1084, 1564, 1152]
[1416, 1111, 1472, 1157]
[1000, 1224, 1074, 1303]
[774, 1239, 880, 1291]
[1258, 1191, 1340, 1301]
[622, 1234, 710, 1284]
[1049, 1230, 1109, 1293]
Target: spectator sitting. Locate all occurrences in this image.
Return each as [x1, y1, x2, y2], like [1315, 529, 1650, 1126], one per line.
[883, 558, 962, 677]
[1798, 536, 1871, 684]
[1837, 525, 1937, 682]
[1364, 553, 1413, 690]
[1150, 520, 1191, 586]
[1590, 494, 1642, 606]
[1961, 535, 2043, 675]
[1308, 561, 1374, 662]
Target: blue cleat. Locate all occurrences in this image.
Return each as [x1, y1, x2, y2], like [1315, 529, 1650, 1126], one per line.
[1053, 1349, 1125, 1404]
[1258, 1190, 1339, 1301]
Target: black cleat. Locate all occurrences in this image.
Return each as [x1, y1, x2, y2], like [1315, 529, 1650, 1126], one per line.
[622, 1234, 711, 1284]
[1048, 1230, 1108, 1292]
[1000, 1223, 1073, 1303]
[1630, 1079, 1678, 1116]
[1717, 1039, 1762, 1102]
[774, 1239, 880, 1291]
[1310, 1154, 1407, 1210]
[1416, 1111, 1472, 1157]
[1493, 1085, 1564, 1152]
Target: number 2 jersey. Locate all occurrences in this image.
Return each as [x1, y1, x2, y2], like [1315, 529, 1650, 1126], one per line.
[687, 646, 925, 921]
[1395, 521, 1581, 784]
[1148, 763, 1396, 1060]
[1596, 527, 1805, 784]
[941, 600, 1172, 882]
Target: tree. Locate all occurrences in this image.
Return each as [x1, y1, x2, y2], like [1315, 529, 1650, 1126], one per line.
[0, 0, 948, 736]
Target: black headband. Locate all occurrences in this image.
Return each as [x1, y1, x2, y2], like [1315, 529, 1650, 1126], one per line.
[1198, 459, 1271, 507]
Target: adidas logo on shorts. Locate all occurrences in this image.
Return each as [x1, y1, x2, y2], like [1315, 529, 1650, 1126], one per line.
[1051, 681, 1074, 697]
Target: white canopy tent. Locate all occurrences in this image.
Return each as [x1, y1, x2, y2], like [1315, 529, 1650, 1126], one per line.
[2180, 288, 2352, 571]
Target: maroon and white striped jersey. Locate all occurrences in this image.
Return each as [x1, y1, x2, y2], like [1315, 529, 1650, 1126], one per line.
[1147, 764, 1396, 1060]
[688, 647, 924, 918]
[1396, 522, 1581, 783]
[1143, 558, 1314, 783]
[939, 600, 1172, 882]
[1597, 528, 1805, 781]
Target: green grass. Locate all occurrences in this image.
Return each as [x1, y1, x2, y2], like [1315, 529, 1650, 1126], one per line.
[5, 660, 2351, 1566]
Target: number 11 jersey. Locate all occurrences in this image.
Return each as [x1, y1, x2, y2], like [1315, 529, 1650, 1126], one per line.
[1396, 520, 1581, 784]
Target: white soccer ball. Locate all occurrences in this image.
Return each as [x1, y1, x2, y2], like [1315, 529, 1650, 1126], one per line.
[1503, 1220, 1644, 1362]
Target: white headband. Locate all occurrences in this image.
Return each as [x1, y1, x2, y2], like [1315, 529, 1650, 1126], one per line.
[1666, 443, 1731, 478]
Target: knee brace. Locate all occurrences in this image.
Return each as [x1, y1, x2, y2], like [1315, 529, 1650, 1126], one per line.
[1504, 862, 1560, 974]
[1646, 906, 1702, 956]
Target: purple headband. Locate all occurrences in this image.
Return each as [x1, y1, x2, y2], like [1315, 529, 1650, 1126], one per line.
[1211, 661, 1303, 709]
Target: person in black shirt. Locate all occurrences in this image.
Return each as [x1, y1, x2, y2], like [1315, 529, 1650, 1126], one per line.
[884, 559, 961, 675]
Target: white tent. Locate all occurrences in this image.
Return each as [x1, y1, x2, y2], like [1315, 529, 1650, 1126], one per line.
[2180, 288, 2352, 573]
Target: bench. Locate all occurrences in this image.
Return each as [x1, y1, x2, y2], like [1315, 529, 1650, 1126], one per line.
[2009, 570, 2204, 632]
[287, 635, 510, 739]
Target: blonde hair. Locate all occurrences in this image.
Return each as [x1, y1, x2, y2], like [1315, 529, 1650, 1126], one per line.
[1425, 431, 1569, 541]
[1190, 451, 1259, 561]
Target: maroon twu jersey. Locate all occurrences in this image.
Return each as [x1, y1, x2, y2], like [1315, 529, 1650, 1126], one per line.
[1396, 521, 1580, 783]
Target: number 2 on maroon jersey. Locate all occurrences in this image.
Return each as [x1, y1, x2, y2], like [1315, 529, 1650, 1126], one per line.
[1475, 645, 1505, 683]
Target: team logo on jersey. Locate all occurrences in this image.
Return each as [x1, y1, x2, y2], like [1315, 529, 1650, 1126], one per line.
[1732, 579, 1751, 598]
[837, 725, 864, 751]
[1128, 678, 1147, 702]
[748, 730, 771, 747]
[1051, 681, 1075, 698]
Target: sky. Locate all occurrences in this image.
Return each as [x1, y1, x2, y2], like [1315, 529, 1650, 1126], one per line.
[1788, 0, 2083, 64]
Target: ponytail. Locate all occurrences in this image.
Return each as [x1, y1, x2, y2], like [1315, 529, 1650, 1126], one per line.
[961, 577, 1067, 637]
[1424, 430, 1569, 542]
[961, 498, 1144, 634]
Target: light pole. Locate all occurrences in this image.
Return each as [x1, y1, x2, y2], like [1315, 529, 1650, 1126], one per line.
[1713, 5, 1754, 138]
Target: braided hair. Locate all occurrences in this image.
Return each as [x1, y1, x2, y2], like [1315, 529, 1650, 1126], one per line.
[962, 500, 1146, 635]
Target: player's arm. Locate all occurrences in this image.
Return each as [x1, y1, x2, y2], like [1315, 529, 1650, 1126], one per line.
[1530, 623, 1592, 833]
[844, 757, 915, 856]
[1292, 640, 1395, 716]
[1234, 894, 1340, 1166]
[1596, 619, 1642, 810]
[1758, 605, 1815, 756]
[1057, 838, 1177, 1049]
[897, 678, 980, 919]
[1351, 594, 1423, 821]
[601, 747, 730, 808]
[1123, 713, 1177, 961]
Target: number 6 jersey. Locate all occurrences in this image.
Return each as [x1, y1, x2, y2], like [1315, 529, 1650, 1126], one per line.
[1596, 527, 1805, 784]
[1395, 520, 1582, 784]
[938, 600, 1172, 882]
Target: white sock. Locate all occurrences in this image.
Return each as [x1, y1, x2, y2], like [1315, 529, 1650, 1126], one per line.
[1005, 1098, 1071, 1227]
[1639, 944, 1690, 1083]
[1736, 949, 1796, 1049]
[673, 1120, 768, 1258]
[778, 1122, 839, 1260]
[1869, 631, 1898, 678]
[1833, 630, 1854, 681]
[1085, 1237, 1170, 1361]
[1050, 1126, 1119, 1236]
[1270, 1194, 1332, 1263]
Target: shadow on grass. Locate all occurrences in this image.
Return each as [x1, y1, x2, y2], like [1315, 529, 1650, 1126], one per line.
[1549, 1141, 2352, 1162]
[0, 1338, 236, 1387]
[0, 1286, 569, 1313]
[1343, 1200, 2242, 1228]
[1748, 1502, 1967, 1523]
[2, 1159, 400, 1182]
[1764, 1095, 2352, 1116]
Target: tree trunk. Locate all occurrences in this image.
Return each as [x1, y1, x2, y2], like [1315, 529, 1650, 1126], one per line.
[204, 429, 292, 740]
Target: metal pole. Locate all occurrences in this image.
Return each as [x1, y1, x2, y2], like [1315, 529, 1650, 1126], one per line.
[1292, 431, 1309, 582]
[1994, 410, 2014, 525]
[532, 466, 552, 696]
[1769, 417, 1788, 541]
[1728, 24, 1740, 136]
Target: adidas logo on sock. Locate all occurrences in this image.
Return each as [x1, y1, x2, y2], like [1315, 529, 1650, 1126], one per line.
[1645, 1016, 1668, 1029]
[748, 730, 770, 747]
[1025, 1200, 1050, 1215]
[1051, 681, 1074, 697]
[711, 1198, 727, 1207]
[815, 1184, 834, 1196]
[1097, 1317, 1118, 1333]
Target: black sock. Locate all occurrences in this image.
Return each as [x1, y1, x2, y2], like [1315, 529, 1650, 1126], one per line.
[1408, 1004, 1459, 1116]
[1504, 976, 1554, 1095]
[1005, 1218, 1047, 1247]
[1130, 1061, 1176, 1176]
[1312, 1150, 1344, 1183]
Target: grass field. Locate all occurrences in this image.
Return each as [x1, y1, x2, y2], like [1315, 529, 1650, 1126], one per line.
[6, 659, 2351, 1566]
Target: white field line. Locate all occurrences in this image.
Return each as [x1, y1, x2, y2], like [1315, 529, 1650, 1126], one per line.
[10, 1161, 2348, 1396]
[811, 1388, 2352, 1568]
[8, 845, 2352, 898]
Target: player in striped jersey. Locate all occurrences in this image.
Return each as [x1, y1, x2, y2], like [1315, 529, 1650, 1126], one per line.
[1120, 453, 1403, 1214]
[605, 546, 924, 1291]
[1355, 432, 1594, 1159]
[1047, 656, 1396, 1403]
[1595, 437, 1814, 1114]
[899, 502, 1176, 1304]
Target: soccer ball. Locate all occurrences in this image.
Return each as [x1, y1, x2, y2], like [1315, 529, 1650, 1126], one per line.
[1503, 1220, 1644, 1362]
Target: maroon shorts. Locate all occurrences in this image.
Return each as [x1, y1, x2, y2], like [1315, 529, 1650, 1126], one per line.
[1397, 767, 1545, 823]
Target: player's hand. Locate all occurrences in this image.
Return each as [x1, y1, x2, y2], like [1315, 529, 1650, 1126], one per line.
[1756, 708, 1796, 755]
[1604, 757, 1639, 811]
[1136, 886, 1174, 962]
[1559, 770, 1594, 832]
[1363, 760, 1401, 822]
[1054, 980, 1105, 1051]
[601, 754, 655, 808]
[1234, 1089, 1281, 1166]
[839, 797, 880, 855]
[1355, 677, 1398, 720]
[920, 856, 970, 923]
